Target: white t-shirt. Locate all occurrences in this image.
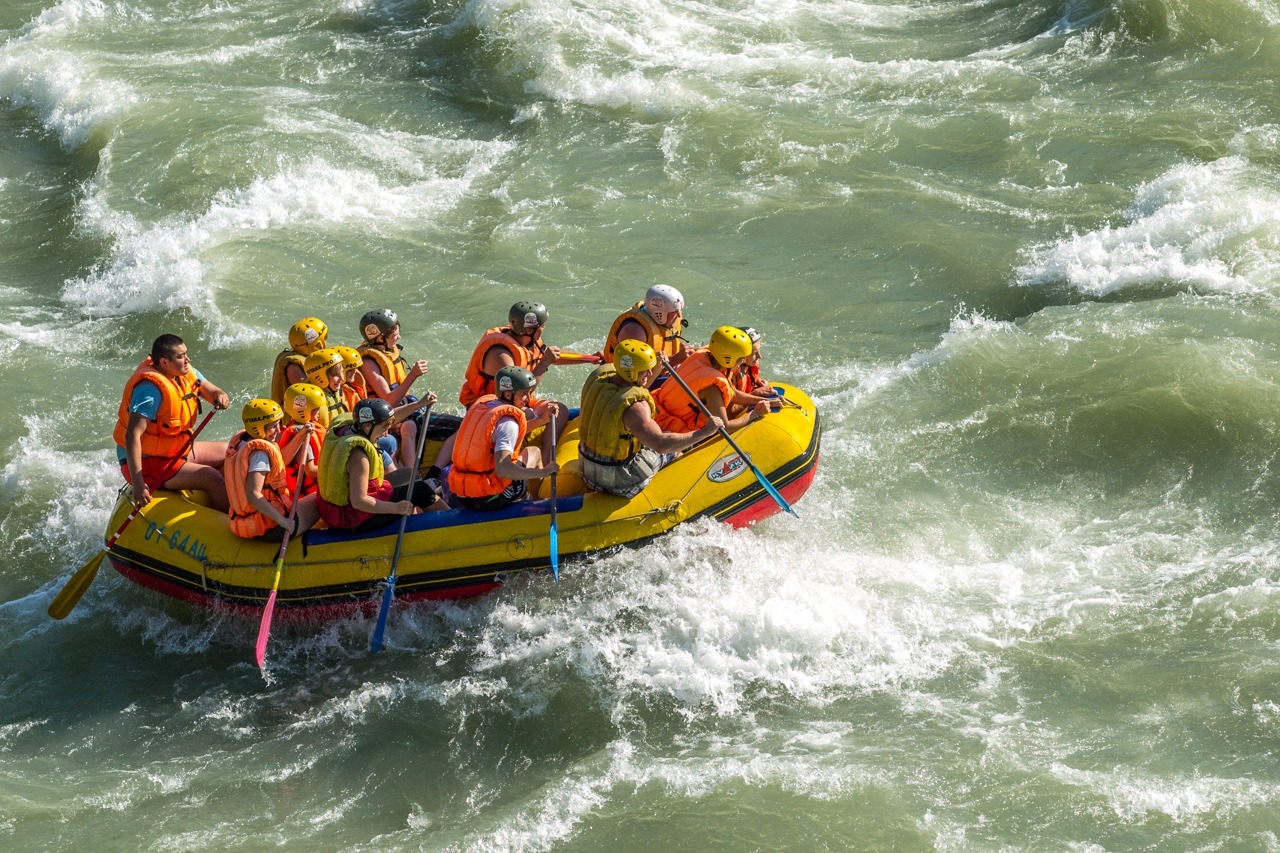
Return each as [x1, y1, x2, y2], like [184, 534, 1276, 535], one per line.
[492, 417, 520, 454]
[247, 449, 273, 475]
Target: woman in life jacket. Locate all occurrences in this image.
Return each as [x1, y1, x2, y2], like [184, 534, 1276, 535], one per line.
[304, 347, 350, 429]
[279, 382, 328, 498]
[653, 326, 774, 435]
[226, 399, 320, 541]
[315, 398, 448, 533]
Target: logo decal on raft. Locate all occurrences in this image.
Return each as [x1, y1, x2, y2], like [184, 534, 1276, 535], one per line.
[707, 453, 747, 484]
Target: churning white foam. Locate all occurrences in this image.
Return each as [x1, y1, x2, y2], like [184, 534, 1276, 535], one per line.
[0, 0, 140, 150]
[1017, 156, 1280, 297]
[61, 136, 512, 333]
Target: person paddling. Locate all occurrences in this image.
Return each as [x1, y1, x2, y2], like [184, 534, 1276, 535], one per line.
[653, 326, 773, 435]
[279, 382, 328, 497]
[578, 341, 723, 499]
[458, 301, 573, 465]
[446, 367, 559, 511]
[316, 398, 448, 533]
[115, 334, 233, 512]
[226, 399, 319, 541]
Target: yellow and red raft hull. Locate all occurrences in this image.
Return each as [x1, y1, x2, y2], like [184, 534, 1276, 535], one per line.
[106, 384, 821, 617]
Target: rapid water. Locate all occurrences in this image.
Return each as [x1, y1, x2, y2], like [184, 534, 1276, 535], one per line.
[4, 0, 1280, 847]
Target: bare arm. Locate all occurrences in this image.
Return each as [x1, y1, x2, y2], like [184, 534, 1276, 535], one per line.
[624, 402, 721, 455]
[197, 379, 231, 410]
[346, 453, 412, 515]
[360, 359, 427, 407]
[124, 413, 152, 507]
[493, 448, 558, 481]
[246, 471, 293, 531]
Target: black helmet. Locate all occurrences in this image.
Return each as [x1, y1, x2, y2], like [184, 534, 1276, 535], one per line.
[354, 398, 395, 428]
[508, 301, 548, 334]
[495, 366, 537, 396]
[359, 308, 398, 341]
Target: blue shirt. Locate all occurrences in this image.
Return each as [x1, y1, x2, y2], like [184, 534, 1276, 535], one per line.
[116, 369, 205, 462]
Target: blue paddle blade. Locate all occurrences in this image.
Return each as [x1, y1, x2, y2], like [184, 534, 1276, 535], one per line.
[745, 455, 798, 517]
[369, 576, 396, 653]
[549, 524, 559, 583]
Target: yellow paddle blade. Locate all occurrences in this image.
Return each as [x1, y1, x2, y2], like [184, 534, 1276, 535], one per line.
[47, 550, 106, 620]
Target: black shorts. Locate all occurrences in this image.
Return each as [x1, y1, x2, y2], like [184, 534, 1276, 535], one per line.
[455, 480, 526, 512]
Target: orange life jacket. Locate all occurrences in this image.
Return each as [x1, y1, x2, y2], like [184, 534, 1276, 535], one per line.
[345, 369, 367, 400]
[653, 349, 732, 432]
[604, 303, 684, 363]
[447, 396, 527, 499]
[357, 343, 407, 396]
[112, 359, 202, 459]
[280, 423, 326, 496]
[225, 433, 292, 539]
[734, 362, 763, 395]
[459, 328, 545, 407]
[340, 382, 360, 412]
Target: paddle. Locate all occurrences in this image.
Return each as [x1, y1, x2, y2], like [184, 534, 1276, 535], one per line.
[548, 415, 559, 583]
[658, 355, 798, 518]
[557, 351, 604, 365]
[48, 409, 218, 620]
[369, 405, 433, 654]
[254, 438, 309, 669]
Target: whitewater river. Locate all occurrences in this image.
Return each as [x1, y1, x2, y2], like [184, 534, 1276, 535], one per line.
[3, 0, 1280, 848]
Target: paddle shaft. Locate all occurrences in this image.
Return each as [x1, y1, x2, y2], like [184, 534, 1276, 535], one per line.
[370, 405, 433, 653]
[658, 356, 797, 517]
[48, 408, 218, 620]
[548, 415, 559, 582]
[255, 436, 310, 668]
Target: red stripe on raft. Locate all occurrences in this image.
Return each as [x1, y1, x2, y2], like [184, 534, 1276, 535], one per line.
[722, 456, 819, 529]
[110, 559, 501, 621]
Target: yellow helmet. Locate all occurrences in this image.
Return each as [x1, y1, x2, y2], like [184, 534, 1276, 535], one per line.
[304, 347, 344, 384]
[613, 340, 658, 383]
[332, 345, 363, 371]
[288, 317, 328, 355]
[242, 398, 284, 439]
[708, 326, 752, 369]
[282, 382, 327, 425]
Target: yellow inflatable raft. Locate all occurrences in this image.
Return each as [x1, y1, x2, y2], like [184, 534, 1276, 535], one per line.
[105, 384, 821, 617]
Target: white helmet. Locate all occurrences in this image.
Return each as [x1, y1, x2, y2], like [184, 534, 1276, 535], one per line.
[644, 284, 684, 327]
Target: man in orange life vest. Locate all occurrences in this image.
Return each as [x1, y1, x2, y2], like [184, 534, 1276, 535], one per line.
[225, 399, 320, 541]
[578, 341, 723, 499]
[653, 326, 775, 435]
[459, 301, 571, 464]
[447, 366, 559, 512]
[602, 284, 690, 374]
[115, 334, 233, 511]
